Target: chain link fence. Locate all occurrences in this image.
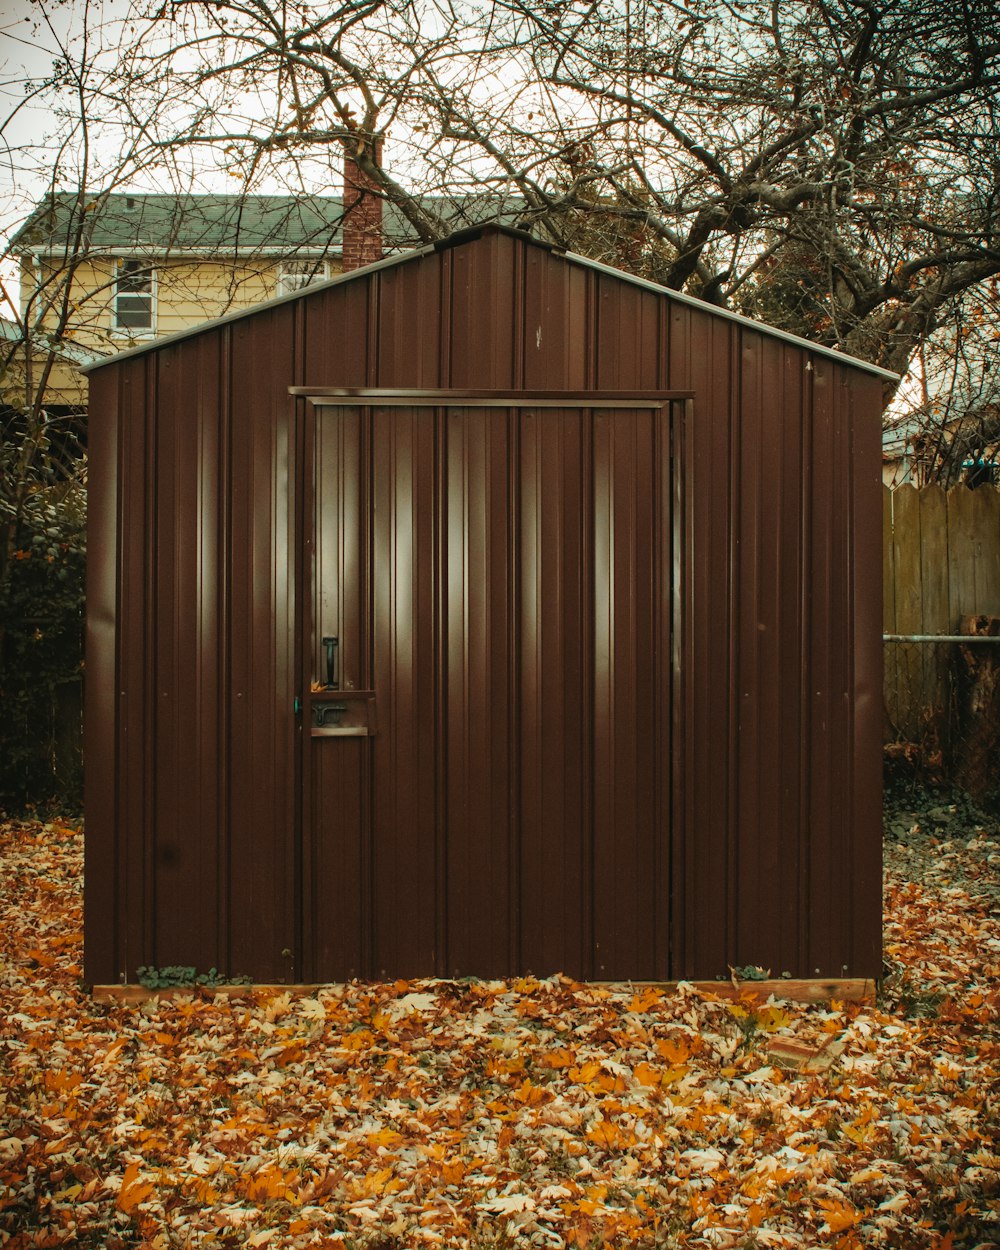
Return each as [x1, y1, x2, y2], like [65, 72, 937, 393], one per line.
[884, 631, 1000, 807]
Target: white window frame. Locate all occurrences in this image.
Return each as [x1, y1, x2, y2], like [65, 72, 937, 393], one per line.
[277, 258, 330, 297]
[112, 258, 156, 336]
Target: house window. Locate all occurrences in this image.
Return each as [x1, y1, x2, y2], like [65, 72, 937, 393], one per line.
[113, 259, 155, 333]
[277, 259, 330, 296]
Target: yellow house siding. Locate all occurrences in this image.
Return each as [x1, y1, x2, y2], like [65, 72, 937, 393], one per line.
[16, 252, 343, 409]
[0, 343, 87, 410]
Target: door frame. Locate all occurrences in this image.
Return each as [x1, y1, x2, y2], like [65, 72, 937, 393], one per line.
[289, 388, 693, 980]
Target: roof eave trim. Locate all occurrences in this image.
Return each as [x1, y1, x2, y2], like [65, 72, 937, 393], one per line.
[21, 245, 346, 259]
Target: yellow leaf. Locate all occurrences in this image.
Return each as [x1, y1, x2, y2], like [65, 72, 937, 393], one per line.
[44, 1070, 82, 1093]
[757, 1006, 793, 1032]
[190, 1179, 219, 1204]
[362, 1167, 394, 1196]
[577, 1183, 608, 1215]
[595, 1071, 628, 1094]
[342, 1029, 374, 1051]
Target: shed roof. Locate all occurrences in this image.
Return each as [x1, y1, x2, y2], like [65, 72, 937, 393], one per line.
[82, 223, 899, 382]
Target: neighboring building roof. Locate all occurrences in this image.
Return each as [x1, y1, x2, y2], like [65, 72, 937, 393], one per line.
[9, 191, 523, 258]
[0, 315, 104, 366]
[82, 223, 900, 383]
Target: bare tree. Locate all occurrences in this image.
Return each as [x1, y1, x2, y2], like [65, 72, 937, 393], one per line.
[4, 0, 999, 405]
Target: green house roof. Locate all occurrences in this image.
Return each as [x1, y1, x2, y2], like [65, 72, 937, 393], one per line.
[10, 191, 522, 258]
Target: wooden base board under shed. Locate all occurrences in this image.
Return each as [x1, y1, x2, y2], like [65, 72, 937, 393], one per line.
[92, 978, 876, 1006]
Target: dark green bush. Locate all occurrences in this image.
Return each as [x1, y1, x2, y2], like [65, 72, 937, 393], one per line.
[0, 478, 86, 815]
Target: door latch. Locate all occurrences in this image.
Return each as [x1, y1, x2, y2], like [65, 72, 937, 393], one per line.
[322, 635, 339, 689]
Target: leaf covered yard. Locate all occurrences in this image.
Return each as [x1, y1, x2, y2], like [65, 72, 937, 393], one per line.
[1, 819, 998, 1250]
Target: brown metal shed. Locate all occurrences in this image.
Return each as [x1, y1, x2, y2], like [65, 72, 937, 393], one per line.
[83, 225, 892, 990]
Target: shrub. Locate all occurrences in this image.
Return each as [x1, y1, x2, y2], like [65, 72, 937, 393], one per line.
[0, 476, 86, 814]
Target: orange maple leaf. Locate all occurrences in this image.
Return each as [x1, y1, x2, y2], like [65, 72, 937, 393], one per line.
[568, 1060, 601, 1084]
[656, 1035, 695, 1064]
[116, 1163, 156, 1215]
[628, 986, 663, 1012]
[440, 1159, 465, 1185]
[511, 1078, 549, 1106]
[540, 1047, 576, 1069]
[818, 1197, 860, 1233]
[586, 1118, 631, 1150]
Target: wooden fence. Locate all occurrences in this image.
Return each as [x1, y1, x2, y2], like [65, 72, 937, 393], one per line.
[883, 485, 1000, 787]
[883, 484, 1000, 638]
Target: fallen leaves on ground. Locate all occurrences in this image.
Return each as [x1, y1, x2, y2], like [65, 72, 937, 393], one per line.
[1, 819, 998, 1249]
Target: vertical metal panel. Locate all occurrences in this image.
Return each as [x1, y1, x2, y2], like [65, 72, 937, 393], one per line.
[302, 407, 369, 981]
[594, 277, 662, 390]
[309, 741, 368, 978]
[732, 333, 808, 975]
[441, 407, 514, 974]
[667, 306, 740, 980]
[448, 236, 519, 388]
[370, 404, 440, 975]
[517, 408, 588, 976]
[116, 355, 154, 983]
[149, 338, 224, 969]
[805, 357, 851, 976]
[591, 409, 662, 977]
[850, 371, 885, 976]
[82, 367, 120, 985]
[522, 248, 590, 389]
[301, 279, 372, 387]
[225, 309, 299, 981]
[377, 257, 444, 388]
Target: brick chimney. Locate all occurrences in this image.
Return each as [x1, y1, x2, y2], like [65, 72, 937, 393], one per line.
[342, 137, 384, 271]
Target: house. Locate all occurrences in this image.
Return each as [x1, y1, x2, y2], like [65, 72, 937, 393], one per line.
[7, 153, 517, 414]
[7, 167, 367, 413]
[82, 223, 895, 993]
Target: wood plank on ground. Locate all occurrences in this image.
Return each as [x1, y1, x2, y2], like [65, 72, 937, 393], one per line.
[92, 978, 878, 1006]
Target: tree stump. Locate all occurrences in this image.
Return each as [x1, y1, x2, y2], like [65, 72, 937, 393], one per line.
[955, 614, 1000, 802]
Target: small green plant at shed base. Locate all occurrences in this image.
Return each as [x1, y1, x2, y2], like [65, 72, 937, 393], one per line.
[731, 964, 770, 981]
[135, 965, 253, 989]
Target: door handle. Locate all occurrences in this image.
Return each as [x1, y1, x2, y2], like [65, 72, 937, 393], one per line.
[322, 635, 339, 689]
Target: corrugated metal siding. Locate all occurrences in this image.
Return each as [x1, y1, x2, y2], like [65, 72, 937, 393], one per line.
[84, 228, 883, 986]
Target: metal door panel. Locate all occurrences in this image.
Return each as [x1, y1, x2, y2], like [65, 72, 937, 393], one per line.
[303, 399, 680, 981]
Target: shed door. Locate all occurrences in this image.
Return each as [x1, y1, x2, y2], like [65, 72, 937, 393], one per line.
[300, 400, 680, 982]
